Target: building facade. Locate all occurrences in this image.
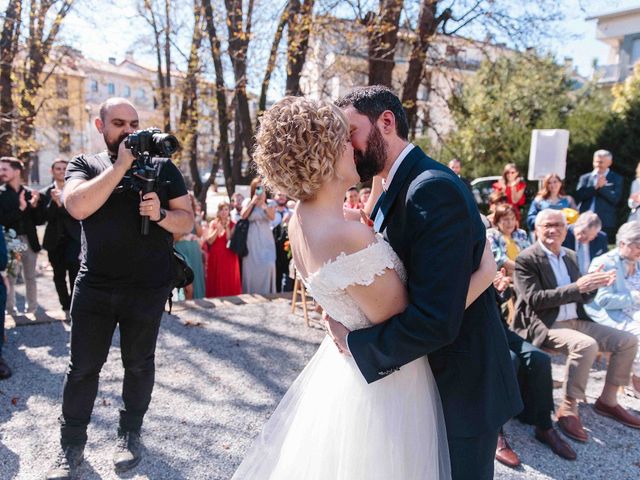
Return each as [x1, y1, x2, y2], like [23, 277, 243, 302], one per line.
[300, 18, 512, 147]
[588, 6, 640, 85]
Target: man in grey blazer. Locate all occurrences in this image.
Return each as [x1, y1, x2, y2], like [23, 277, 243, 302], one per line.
[513, 209, 640, 443]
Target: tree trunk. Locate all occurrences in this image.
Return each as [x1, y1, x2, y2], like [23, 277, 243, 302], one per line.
[17, 0, 74, 180]
[0, 0, 21, 156]
[365, 0, 403, 87]
[202, 0, 232, 193]
[401, 0, 440, 137]
[258, 4, 288, 123]
[163, 0, 172, 132]
[285, 0, 314, 96]
[224, 0, 255, 178]
[179, 1, 204, 196]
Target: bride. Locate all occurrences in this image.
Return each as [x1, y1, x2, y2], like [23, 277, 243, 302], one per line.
[231, 97, 496, 479]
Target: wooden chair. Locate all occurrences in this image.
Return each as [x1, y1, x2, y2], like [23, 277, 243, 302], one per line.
[291, 270, 310, 327]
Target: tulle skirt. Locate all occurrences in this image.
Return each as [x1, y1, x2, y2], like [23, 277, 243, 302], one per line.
[232, 336, 451, 480]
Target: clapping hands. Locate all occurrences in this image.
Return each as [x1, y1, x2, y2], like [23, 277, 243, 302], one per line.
[577, 264, 616, 293]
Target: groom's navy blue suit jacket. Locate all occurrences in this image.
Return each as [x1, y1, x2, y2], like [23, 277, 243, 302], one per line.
[348, 146, 523, 438]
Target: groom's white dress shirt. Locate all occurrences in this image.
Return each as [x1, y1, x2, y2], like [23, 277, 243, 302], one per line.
[382, 143, 415, 192]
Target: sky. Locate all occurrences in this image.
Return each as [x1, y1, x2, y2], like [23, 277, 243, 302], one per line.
[56, 0, 640, 85]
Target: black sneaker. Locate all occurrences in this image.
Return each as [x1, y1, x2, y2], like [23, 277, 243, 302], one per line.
[113, 429, 143, 473]
[45, 444, 84, 480]
[0, 357, 12, 380]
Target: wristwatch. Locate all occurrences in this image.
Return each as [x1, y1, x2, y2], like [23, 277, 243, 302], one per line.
[154, 208, 167, 223]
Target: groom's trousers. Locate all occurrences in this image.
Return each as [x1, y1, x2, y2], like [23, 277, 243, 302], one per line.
[448, 429, 500, 480]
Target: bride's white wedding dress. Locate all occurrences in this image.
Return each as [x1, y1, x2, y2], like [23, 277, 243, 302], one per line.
[231, 236, 451, 480]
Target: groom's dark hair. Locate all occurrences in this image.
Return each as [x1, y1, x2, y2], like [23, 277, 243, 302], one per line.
[336, 85, 409, 140]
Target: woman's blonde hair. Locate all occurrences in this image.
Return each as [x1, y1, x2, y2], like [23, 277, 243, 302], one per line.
[253, 96, 349, 200]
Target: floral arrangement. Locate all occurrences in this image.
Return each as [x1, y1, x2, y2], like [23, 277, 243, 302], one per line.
[4, 228, 27, 277]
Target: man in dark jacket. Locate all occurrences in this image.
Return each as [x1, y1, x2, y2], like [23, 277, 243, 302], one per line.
[513, 209, 639, 443]
[574, 150, 623, 243]
[0, 157, 46, 314]
[329, 86, 522, 480]
[41, 159, 81, 312]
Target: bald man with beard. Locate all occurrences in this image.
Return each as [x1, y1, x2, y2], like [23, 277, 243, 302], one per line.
[46, 98, 193, 480]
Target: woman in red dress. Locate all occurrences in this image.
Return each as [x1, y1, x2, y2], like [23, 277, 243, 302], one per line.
[204, 202, 241, 297]
[492, 163, 526, 222]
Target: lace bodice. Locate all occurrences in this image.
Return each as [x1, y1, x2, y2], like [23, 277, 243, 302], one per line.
[301, 235, 407, 331]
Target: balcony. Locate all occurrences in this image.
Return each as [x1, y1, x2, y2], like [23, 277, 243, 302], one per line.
[594, 63, 623, 84]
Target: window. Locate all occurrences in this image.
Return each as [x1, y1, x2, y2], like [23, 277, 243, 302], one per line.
[57, 107, 71, 128]
[56, 77, 68, 99]
[631, 38, 640, 66]
[107, 82, 115, 95]
[123, 85, 131, 97]
[137, 88, 146, 99]
[90, 80, 98, 93]
[59, 132, 71, 153]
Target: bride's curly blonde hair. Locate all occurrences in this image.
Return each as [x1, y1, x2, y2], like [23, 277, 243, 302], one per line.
[253, 96, 349, 200]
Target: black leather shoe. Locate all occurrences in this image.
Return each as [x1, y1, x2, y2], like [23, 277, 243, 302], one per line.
[113, 429, 143, 473]
[45, 444, 84, 480]
[0, 357, 11, 380]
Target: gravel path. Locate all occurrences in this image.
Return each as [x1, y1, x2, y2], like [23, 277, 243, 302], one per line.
[1, 270, 640, 479]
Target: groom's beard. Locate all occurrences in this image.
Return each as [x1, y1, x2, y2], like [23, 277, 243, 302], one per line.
[355, 125, 388, 183]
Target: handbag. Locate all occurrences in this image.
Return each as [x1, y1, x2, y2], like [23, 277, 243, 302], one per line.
[172, 248, 194, 288]
[228, 219, 250, 257]
[228, 204, 253, 257]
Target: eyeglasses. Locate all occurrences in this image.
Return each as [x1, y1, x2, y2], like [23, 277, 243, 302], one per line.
[539, 223, 565, 229]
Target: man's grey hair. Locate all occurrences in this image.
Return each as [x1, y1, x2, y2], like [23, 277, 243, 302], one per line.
[616, 221, 640, 246]
[593, 149, 613, 160]
[448, 158, 461, 166]
[574, 211, 602, 232]
[535, 208, 568, 228]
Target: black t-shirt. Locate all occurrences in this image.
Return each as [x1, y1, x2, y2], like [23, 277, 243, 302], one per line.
[66, 152, 188, 288]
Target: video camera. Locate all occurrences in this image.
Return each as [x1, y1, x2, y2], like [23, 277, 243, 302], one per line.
[118, 128, 180, 235]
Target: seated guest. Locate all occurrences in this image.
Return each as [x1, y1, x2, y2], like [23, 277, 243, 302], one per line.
[487, 191, 508, 226]
[585, 221, 640, 397]
[486, 204, 530, 276]
[512, 209, 640, 442]
[562, 211, 608, 275]
[527, 174, 576, 231]
[493, 271, 576, 466]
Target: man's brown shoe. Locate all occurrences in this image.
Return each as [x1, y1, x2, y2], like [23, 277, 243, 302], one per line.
[535, 427, 577, 460]
[557, 414, 588, 442]
[594, 398, 640, 429]
[495, 432, 521, 468]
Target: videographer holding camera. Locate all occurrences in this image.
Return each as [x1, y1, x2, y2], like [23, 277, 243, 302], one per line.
[46, 98, 193, 480]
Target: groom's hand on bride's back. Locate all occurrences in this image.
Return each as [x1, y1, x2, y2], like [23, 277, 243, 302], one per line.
[323, 312, 352, 356]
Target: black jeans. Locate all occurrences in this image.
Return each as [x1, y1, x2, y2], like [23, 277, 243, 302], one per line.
[60, 281, 170, 446]
[506, 329, 554, 430]
[48, 245, 80, 311]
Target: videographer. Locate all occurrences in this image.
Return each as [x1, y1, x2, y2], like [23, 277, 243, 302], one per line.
[46, 98, 193, 480]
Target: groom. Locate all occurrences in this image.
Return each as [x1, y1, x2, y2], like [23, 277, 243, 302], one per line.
[330, 86, 523, 480]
